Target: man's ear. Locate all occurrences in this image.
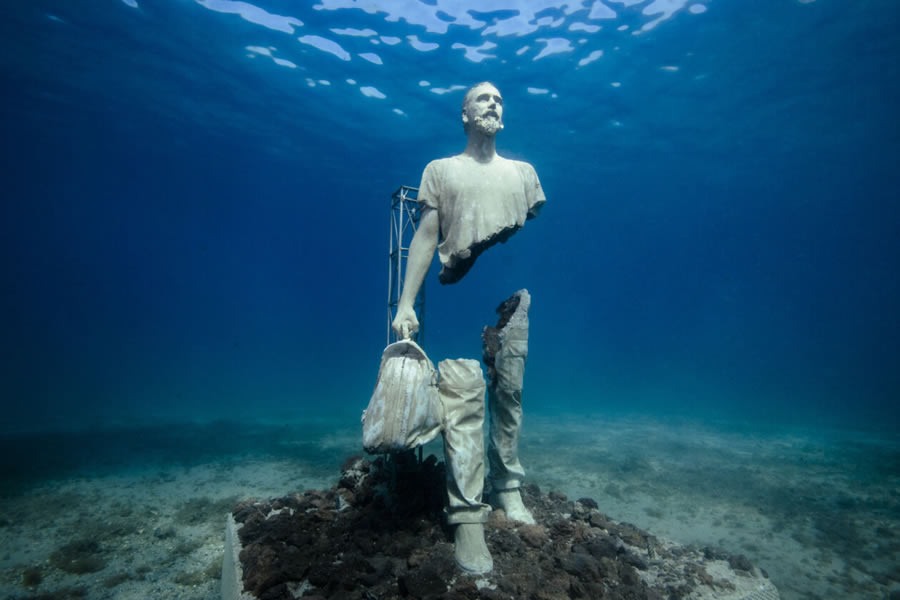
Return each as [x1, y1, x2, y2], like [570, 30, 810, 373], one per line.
[461, 110, 469, 124]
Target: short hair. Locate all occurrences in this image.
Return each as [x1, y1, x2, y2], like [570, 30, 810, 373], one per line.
[461, 82, 500, 134]
[462, 82, 497, 112]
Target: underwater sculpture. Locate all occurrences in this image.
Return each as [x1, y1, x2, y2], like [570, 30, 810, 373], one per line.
[225, 88, 780, 595]
[390, 82, 546, 574]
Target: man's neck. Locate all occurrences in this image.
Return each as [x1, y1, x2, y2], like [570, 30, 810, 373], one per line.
[463, 131, 497, 163]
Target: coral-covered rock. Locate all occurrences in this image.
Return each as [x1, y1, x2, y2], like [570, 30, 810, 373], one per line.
[227, 454, 780, 600]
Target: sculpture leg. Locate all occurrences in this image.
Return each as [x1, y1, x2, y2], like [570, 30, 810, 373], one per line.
[483, 290, 535, 524]
[438, 359, 492, 574]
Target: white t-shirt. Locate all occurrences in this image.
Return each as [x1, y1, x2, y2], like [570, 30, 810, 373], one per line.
[418, 154, 546, 284]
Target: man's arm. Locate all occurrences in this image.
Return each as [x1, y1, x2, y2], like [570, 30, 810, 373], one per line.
[391, 207, 439, 340]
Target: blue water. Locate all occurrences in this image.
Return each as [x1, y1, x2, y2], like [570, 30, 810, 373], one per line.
[1, 0, 898, 433]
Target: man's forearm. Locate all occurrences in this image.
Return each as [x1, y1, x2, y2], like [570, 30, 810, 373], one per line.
[398, 208, 439, 309]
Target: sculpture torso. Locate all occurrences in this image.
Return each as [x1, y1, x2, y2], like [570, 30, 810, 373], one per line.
[418, 154, 546, 284]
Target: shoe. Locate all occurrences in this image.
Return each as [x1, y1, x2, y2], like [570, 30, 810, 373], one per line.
[493, 489, 535, 524]
[454, 523, 493, 574]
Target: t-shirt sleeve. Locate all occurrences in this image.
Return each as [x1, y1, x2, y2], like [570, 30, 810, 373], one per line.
[523, 163, 546, 219]
[418, 160, 441, 211]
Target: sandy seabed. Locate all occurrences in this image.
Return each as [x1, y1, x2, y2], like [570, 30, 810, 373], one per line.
[0, 415, 897, 600]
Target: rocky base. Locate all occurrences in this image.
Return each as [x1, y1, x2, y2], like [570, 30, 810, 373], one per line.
[226, 454, 779, 600]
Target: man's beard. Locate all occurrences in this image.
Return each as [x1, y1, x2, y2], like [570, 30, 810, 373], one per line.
[472, 114, 503, 135]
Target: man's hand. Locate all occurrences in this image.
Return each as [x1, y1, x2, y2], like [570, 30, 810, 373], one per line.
[392, 305, 419, 340]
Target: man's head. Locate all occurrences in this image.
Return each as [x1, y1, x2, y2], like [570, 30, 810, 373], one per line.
[461, 82, 503, 136]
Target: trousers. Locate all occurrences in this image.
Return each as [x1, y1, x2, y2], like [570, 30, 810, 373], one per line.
[440, 290, 530, 525]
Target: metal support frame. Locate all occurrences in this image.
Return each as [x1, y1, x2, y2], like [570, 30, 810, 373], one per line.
[385, 185, 427, 469]
[387, 185, 426, 346]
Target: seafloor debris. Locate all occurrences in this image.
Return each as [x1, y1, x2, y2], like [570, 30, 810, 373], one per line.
[228, 453, 778, 600]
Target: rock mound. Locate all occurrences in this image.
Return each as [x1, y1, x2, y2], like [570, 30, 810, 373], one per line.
[225, 454, 779, 600]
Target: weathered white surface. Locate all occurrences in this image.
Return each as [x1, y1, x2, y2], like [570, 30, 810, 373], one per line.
[495, 289, 529, 386]
[221, 513, 254, 600]
[483, 289, 533, 521]
[362, 340, 442, 453]
[439, 358, 490, 526]
[418, 154, 545, 284]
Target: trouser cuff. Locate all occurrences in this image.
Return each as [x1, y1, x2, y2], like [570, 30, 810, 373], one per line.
[445, 506, 491, 525]
[490, 476, 524, 492]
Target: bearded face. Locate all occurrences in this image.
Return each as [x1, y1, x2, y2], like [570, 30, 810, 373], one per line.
[462, 83, 504, 136]
[471, 110, 503, 135]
